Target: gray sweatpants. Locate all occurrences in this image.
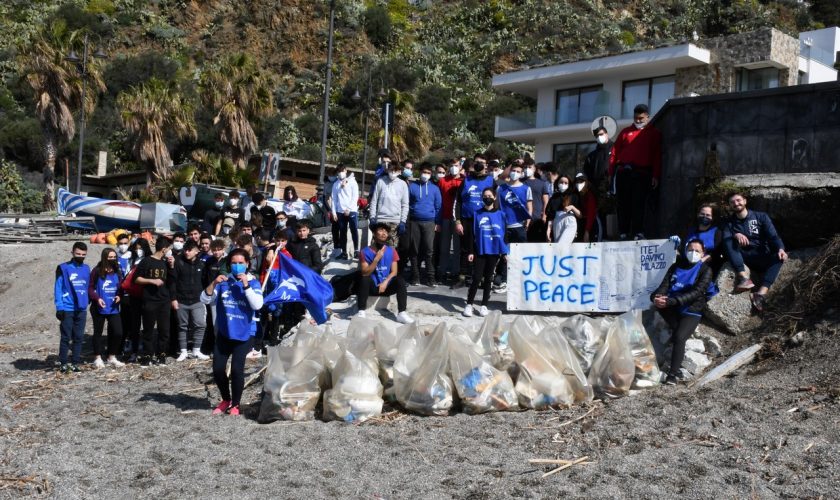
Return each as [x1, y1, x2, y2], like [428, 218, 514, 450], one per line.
[177, 301, 207, 350]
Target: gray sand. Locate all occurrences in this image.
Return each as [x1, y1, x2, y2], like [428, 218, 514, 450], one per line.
[0, 242, 837, 498]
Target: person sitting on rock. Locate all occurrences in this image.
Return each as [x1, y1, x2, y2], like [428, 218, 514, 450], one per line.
[651, 239, 714, 385]
[722, 193, 787, 313]
[356, 222, 414, 324]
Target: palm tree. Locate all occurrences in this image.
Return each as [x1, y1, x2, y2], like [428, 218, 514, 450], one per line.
[18, 21, 106, 210]
[199, 53, 274, 169]
[117, 78, 196, 187]
[371, 89, 434, 161]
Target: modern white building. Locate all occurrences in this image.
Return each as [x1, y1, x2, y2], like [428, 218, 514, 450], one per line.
[492, 27, 840, 169]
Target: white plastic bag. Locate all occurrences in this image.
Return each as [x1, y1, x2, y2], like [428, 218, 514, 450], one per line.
[258, 333, 326, 422]
[374, 321, 419, 401]
[323, 338, 383, 423]
[393, 322, 454, 416]
[561, 314, 607, 374]
[614, 310, 661, 389]
[588, 319, 636, 398]
[448, 332, 518, 414]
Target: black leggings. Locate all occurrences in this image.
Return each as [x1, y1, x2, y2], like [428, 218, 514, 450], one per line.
[91, 309, 123, 357]
[658, 307, 702, 377]
[357, 275, 407, 312]
[467, 255, 500, 306]
[213, 335, 254, 406]
[121, 296, 143, 354]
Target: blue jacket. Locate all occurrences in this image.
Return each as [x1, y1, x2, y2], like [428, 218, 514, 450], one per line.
[409, 180, 442, 223]
[54, 261, 91, 312]
[723, 210, 784, 253]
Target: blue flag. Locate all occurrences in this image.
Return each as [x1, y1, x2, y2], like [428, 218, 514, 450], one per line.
[263, 252, 333, 324]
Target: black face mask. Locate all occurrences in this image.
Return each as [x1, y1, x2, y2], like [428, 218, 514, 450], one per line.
[482, 197, 495, 206]
[697, 216, 712, 226]
[72, 256, 85, 265]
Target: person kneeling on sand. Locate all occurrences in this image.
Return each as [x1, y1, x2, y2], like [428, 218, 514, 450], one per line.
[201, 249, 264, 416]
[651, 239, 714, 385]
[356, 222, 414, 324]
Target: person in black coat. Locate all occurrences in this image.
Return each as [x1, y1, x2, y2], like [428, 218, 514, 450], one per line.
[651, 239, 714, 385]
[286, 220, 323, 274]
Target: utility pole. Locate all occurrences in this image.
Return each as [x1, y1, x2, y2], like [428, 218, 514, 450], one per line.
[317, 0, 336, 205]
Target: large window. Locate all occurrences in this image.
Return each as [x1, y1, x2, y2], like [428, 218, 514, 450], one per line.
[555, 85, 606, 126]
[552, 142, 597, 176]
[737, 67, 780, 91]
[621, 76, 675, 118]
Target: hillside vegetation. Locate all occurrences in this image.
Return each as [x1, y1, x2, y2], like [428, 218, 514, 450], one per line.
[0, 0, 833, 204]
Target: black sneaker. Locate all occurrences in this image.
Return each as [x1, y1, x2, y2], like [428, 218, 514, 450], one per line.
[157, 354, 167, 365]
[664, 375, 678, 386]
[353, 251, 359, 259]
[59, 364, 71, 374]
[139, 355, 153, 366]
[751, 292, 767, 313]
[425, 279, 438, 288]
[409, 278, 420, 287]
[70, 364, 81, 373]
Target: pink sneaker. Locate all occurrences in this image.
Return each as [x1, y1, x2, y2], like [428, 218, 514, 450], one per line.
[228, 405, 240, 416]
[212, 400, 232, 415]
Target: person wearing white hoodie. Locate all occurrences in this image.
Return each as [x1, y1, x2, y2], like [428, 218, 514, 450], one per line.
[331, 164, 360, 260]
[369, 162, 409, 248]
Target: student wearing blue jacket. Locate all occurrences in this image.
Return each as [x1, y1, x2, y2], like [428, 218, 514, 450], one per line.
[408, 164, 442, 286]
[464, 188, 508, 317]
[722, 193, 788, 313]
[201, 249, 264, 416]
[54, 242, 90, 373]
[88, 248, 125, 369]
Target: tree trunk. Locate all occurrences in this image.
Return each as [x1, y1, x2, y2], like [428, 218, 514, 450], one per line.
[232, 149, 246, 170]
[42, 133, 57, 212]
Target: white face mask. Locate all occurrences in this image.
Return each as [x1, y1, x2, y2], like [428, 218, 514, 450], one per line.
[135, 249, 144, 258]
[509, 172, 520, 182]
[596, 134, 609, 145]
[557, 183, 569, 193]
[436, 172, 445, 180]
[276, 220, 286, 229]
[118, 244, 129, 254]
[525, 167, 534, 178]
[338, 171, 346, 180]
[576, 183, 586, 192]
[229, 198, 239, 207]
[173, 241, 184, 251]
[388, 172, 398, 180]
[493, 170, 502, 179]
[420, 173, 431, 182]
[215, 201, 224, 209]
[449, 166, 459, 176]
[165, 250, 173, 258]
[686, 250, 702, 264]
[633, 121, 645, 130]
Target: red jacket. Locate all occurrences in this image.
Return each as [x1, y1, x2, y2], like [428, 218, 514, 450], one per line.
[579, 190, 598, 233]
[437, 174, 464, 220]
[609, 124, 662, 180]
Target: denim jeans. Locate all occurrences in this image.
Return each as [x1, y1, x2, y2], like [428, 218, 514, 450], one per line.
[337, 212, 359, 255]
[59, 310, 86, 364]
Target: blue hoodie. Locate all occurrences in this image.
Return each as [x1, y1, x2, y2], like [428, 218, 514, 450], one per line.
[409, 179, 442, 224]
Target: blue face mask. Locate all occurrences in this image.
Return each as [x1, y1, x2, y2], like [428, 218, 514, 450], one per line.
[231, 263, 247, 276]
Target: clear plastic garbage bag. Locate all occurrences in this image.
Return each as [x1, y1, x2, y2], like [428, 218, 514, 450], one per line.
[560, 314, 607, 375]
[323, 338, 383, 423]
[258, 334, 326, 423]
[587, 318, 636, 398]
[375, 321, 419, 401]
[393, 322, 454, 416]
[614, 310, 661, 389]
[448, 331, 518, 414]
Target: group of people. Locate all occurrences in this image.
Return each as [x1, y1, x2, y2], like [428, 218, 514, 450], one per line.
[52, 103, 790, 403]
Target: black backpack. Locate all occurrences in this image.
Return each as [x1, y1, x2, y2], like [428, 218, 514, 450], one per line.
[329, 271, 359, 302]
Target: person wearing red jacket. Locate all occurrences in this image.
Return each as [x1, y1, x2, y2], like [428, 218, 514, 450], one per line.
[435, 159, 464, 284]
[609, 103, 662, 240]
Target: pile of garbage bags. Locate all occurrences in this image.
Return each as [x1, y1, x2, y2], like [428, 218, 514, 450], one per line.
[258, 309, 661, 423]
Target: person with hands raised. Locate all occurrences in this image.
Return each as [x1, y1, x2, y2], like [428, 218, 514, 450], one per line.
[201, 249, 264, 417]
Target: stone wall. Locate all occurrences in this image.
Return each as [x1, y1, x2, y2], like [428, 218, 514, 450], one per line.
[675, 28, 800, 97]
[647, 81, 840, 245]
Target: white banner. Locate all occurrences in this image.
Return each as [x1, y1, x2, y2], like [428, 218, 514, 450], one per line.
[506, 240, 676, 313]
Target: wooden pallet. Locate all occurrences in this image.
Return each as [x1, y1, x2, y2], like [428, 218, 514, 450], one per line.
[0, 214, 97, 243]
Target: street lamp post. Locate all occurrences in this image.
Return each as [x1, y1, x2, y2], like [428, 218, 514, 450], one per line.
[353, 70, 386, 196]
[65, 33, 106, 194]
[317, 0, 337, 205]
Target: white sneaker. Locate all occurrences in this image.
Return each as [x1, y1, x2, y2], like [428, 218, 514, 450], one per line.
[463, 304, 474, 317]
[107, 356, 125, 367]
[246, 349, 262, 359]
[356, 309, 367, 318]
[493, 283, 507, 294]
[395, 311, 415, 324]
[175, 349, 189, 362]
[478, 305, 489, 317]
[192, 348, 209, 360]
[93, 357, 105, 369]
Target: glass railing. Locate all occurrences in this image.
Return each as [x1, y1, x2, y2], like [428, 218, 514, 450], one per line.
[801, 41, 837, 68]
[496, 111, 536, 133]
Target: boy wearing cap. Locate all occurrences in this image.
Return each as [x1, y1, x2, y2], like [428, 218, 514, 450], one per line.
[356, 222, 414, 324]
[215, 190, 246, 236]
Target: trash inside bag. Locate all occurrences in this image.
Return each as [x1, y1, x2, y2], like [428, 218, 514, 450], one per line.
[375, 321, 419, 401]
[588, 318, 636, 398]
[448, 331, 518, 414]
[346, 315, 382, 342]
[258, 334, 327, 423]
[614, 310, 661, 389]
[393, 322, 455, 416]
[323, 338, 383, 423]
[561, 314, 607, 374]
[509, 317, 593, 408]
